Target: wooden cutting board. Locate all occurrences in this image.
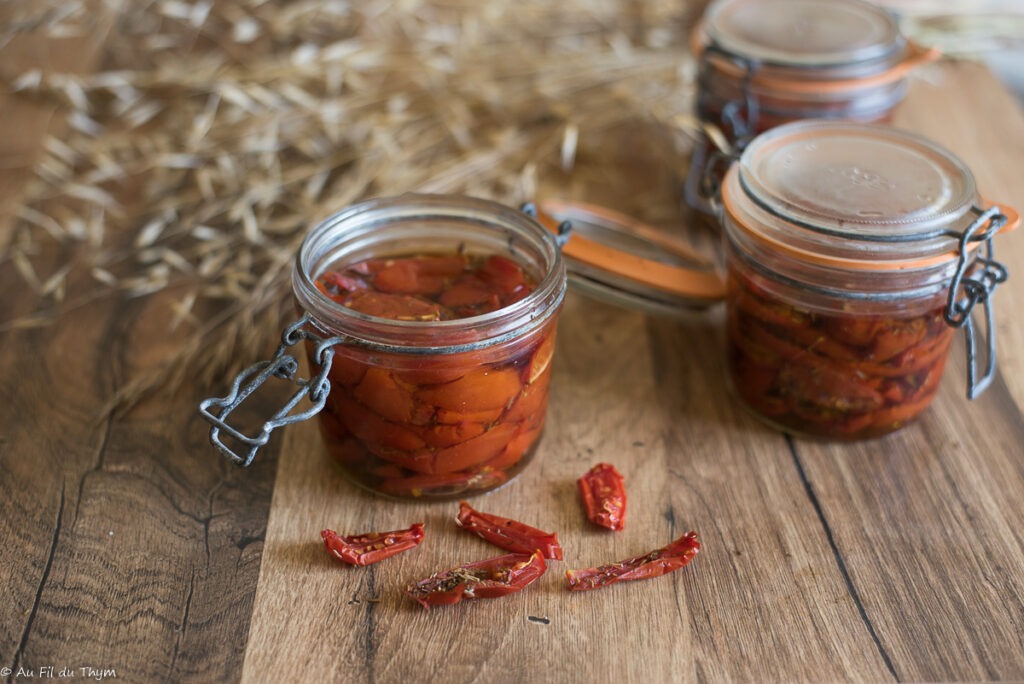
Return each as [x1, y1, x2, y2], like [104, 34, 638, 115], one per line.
[239, 62, 1024, 682]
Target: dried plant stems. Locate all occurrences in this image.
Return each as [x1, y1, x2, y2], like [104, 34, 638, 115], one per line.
[1, 0, 702, 412]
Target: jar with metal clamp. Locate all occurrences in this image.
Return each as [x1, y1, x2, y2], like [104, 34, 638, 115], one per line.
[200, 195, 567, 499]
[685, 0, 938, 214]
[721, 120, 1018, 439]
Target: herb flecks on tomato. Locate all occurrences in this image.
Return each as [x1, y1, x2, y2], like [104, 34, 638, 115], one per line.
[321, 523, 425, 566]
[456, 501, 563, 560]
[577, 463, 627, 531]
[406, 551, 547, 609]
[566, 531, 700, 591]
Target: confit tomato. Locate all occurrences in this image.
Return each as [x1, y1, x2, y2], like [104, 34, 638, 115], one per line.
[312, 252, 557, 499]
[726, 270, 954, 439]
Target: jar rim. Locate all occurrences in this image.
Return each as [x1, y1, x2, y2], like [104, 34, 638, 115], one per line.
[693, 0, 939, 97]
[291, 193, 566, 353]
[703, 0, 904, 69]
[723, 173, 975, 272]
[721, 121, 1018, 272]
[728, 122, 967, 264]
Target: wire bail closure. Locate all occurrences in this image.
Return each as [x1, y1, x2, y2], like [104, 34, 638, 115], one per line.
[521, 202, 572, 248]
[685, 45, 759, 218]
[199, 314, 342, 467]
[684, 141, 739, 219]
[697, 44, 761, 146]
[943, 205, 1010, 399]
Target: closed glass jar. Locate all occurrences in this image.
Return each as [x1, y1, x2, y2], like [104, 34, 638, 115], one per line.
[686, 0, 937, 215]
[695, 0, 935, 142]
[721, 121, 1015, 439]
[290, 194, 567, 498]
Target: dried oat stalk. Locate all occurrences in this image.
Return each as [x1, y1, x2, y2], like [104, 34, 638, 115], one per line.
[1, 0, 704, 412]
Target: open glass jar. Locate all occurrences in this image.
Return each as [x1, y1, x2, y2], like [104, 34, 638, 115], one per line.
[201, 195, 566, 499]
[685, 0, 938, 214]
[721, 120, 1017, 439]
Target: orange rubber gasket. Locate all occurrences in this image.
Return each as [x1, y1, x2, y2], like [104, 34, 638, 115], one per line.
[534, 200, 727, 302]
[721, 176, 1020, 271]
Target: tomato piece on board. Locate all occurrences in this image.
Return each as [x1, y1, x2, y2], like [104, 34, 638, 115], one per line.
[406, 551, 546, 609]
[565, 531, 700, 591]
[456, 501, 563, 560]
[321, 523, 425, 566]
[577, 462, 627, 531]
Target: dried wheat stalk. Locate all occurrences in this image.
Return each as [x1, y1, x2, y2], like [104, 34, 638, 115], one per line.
[1, 0, 705, 413]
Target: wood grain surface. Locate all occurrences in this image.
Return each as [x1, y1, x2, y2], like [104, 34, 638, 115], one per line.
[0, 29, 280, 683]
[2, 20, 1024, 684]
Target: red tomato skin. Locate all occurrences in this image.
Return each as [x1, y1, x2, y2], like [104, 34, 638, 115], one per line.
[577, 463, 627, 531]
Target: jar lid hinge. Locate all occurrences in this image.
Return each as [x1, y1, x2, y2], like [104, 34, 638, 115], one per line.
[198, 314, 342, 467]
[944, 206, 1010, 399]
[698, 43, 761, 146]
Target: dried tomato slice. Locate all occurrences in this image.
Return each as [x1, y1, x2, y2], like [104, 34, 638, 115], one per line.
[577, 462, 626, 531]
[456, 501, 563, 560]
[406, 551, 546, 609]
[565, 531, 700, 591]
[321, 523, 425, 566]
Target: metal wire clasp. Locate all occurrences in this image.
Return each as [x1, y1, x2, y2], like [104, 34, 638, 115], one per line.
[198, 314, 343, 466]
[697, 44, 760, 150]
[684, 138, 739, 218]
[685, 46, 759, 218]
[944, 205, 1010, 399]
[521, 202, 573, 248]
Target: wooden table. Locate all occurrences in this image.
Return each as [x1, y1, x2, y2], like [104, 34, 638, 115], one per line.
[3, 21, 1024, 684]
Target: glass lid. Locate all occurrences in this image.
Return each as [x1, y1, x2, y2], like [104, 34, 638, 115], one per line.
[704, 0, 903, 68]
[733, 120, 978, 261]
[533, 200, 726, 316]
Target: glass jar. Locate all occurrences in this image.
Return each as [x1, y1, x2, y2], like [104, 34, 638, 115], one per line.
[721, 120, 1017, 439]
[685, 0, 938, 214]
[201, 194, 567, 499]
